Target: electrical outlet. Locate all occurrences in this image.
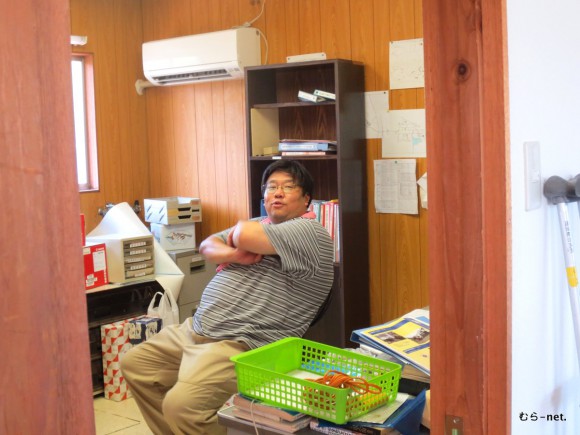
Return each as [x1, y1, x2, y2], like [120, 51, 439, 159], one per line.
[445, 415, 464, 435]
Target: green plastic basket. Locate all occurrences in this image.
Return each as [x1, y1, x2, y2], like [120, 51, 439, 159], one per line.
[230, 337, 402, 424]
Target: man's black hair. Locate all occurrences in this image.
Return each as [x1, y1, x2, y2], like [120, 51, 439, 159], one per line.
[261, 160, 314, 206]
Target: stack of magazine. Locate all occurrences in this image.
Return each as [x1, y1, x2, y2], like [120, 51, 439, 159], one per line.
[350, 308, 431, 378]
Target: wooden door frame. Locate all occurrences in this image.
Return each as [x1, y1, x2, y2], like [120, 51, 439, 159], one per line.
[1, 0, 96, 433]
[423, 0, 511, 434]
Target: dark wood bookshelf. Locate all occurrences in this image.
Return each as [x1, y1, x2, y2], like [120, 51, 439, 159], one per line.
[244, 59, 369, 347]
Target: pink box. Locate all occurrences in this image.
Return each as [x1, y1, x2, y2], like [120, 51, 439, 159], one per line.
[101, 319, 134, 401]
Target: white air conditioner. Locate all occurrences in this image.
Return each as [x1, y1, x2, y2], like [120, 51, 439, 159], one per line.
[142, 28, 261, 86]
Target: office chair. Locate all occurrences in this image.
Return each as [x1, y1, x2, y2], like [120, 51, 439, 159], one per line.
[310, 286, 333, 327]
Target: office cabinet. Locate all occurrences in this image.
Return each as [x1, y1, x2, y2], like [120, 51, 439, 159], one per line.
[167, 249, 216, 323]
[244, 59, 369, 347]
[86, 280, 162, 395]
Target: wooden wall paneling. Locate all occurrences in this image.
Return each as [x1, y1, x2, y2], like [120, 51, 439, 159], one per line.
[141, 0, 162, 41]
[389, 0, 416, 39]
[223, 81, 250, 225]
[319, 0, 352, 60]
[263, 0, 289, 64]
[372, 0, 391, 90]
[416, 0, 427, 306]
[297, 0, 322, 55]
[194, 83, 220, 237]
[414, 0, 423, 36]
[172, 86, 200, 198]
[96, 0, 123, 204]
[206, 0, 226, 29]
[156, 89, 178, 195]
[190, 0, 214, 34]
[114, 0, 138, 204]
[350, 0, 381, 325]
[1, 0, 94, 431]
[390, 88, 416, 109]
[70, 0, 95, 42]
[367, 140, 388, 325]
[219, 0, 242, 29]
[283, 1, 303, 58]
[211, 82, 231, 232]
[145, 91, 162, 198]
[367, 0, 399, 323]
[368, 0, 387, 323]
[167, 0, 193, 38]
[388, 0, 424, 318]
[120, 0, 150, 213]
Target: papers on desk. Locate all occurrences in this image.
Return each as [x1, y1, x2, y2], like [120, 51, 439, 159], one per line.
[351, 309, 430, 376]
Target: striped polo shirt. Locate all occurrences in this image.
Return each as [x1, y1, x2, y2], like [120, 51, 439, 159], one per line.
[192, 217, 334, 349]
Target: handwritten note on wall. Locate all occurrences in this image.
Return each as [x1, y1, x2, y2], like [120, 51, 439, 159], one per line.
[374, 159, 418, 215]
[382, 109, 426, 158]
[389, 38, 425, 90]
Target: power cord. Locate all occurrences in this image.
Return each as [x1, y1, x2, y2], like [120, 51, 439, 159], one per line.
[232, 0, 269, 65]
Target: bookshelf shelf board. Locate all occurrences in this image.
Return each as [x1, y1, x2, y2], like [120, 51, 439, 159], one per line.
[253, 101, 335, 109]
[250, 155, 338, 161]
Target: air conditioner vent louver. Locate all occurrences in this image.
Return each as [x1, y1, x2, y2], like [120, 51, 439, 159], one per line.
[143, 28, 261, 86]
[154, 69, 233, 84]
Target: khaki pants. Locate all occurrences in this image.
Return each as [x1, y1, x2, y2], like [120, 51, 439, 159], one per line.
[120, 318, 249, 434]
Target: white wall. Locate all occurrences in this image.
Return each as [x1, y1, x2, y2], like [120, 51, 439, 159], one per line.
[508, 0, 580, 433]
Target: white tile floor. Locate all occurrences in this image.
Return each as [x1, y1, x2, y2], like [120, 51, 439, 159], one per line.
[93, 396, 153, 435]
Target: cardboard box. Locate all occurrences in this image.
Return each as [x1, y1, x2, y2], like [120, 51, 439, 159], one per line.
[144, 196, 202, 225]
[150, 222, 196, 251]
[101, 319, 134, 401]
[83, 243, 108, 290]
[128, 315, 163, 345]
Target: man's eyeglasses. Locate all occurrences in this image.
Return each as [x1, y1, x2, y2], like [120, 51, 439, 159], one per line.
[262, 183, 299, 194]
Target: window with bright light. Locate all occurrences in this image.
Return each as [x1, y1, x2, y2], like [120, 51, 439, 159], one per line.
[71, 53, 98, 191]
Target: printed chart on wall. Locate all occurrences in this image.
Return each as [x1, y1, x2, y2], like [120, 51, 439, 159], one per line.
[382, 109, 426, 158]
[364, 90, 389, 139]
[374, 159, 418, 215]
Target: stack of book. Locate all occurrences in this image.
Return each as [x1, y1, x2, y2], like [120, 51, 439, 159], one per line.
[221, 393, 312, 433]
[278, 139, 337, 157]
[308, 390, 427, 435]
[309, 199, 340, 261]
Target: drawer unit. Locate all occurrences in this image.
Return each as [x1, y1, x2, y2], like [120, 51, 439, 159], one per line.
[144, 196, 202, 225]
[87, 234, 155, 283]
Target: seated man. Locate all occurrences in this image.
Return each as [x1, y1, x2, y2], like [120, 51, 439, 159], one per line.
[121, 160, 335, 434]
